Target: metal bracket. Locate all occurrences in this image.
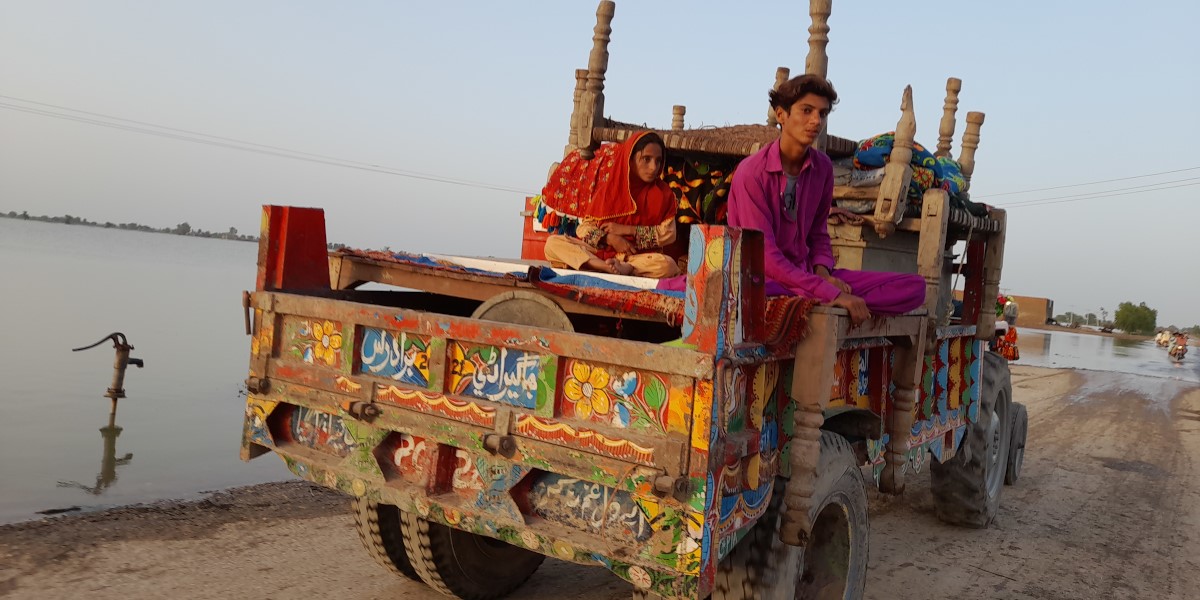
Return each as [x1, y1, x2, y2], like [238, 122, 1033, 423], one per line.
[483, 409, 517, 458]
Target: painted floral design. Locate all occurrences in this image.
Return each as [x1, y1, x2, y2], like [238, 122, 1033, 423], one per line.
[564, 363, 612, 419]
[628, 565, 652, 589]
[298, 320, 342, 365]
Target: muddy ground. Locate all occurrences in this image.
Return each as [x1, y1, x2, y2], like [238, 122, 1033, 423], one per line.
[4, 365, 1199, 600]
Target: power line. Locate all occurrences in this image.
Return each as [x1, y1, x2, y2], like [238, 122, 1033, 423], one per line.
[0, 96, 538, 195]
[5, 94, 1195, 208]
[997, 176, 1200, 207]
[1001, 181, 1200, 209]
[974, 165, 1200, 198]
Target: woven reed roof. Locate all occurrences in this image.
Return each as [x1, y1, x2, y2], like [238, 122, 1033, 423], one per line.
[594, 118, 858, 159]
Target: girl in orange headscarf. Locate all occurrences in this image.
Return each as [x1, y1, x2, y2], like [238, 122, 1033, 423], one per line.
[541, 132, 680, 277]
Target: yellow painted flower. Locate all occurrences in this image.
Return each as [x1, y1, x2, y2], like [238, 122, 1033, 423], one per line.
[563, 362, 612, 419]
[552, 540, 576, 560]
[309, 320, 342, 365]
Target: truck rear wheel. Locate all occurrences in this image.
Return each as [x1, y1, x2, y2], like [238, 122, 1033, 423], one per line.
[1005, 402, 1028, 485]
[400, 511, 544, 600]
[352, 498, 419, 581]
[712, 432, 868, 600]
[931, 351, 1012, 527]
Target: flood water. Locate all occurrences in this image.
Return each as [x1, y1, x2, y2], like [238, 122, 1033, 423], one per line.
[2, 219, 1197, 524]
[1015, 328, 1199, 384]
[0, 219, 286, 524]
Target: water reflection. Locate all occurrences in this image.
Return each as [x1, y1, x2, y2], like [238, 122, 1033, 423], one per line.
[1, 220, 286, 524]
[1018, 330, 1053, 358]
[57, 405, 133, 495]
[1014, 328, 1199, 384]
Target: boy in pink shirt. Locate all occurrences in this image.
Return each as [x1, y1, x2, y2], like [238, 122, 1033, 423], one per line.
[727, 74, 925, 325]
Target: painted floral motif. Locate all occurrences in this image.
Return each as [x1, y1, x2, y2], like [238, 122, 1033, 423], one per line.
[294, 320, 343, 366]
[610, 370, 669, 432]
[628, 565, 652, 589]
[564, 362, 612, 419]
[561, 360, 676, 432]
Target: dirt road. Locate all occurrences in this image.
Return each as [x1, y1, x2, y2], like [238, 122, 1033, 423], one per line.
[4, 365, 1199, 600]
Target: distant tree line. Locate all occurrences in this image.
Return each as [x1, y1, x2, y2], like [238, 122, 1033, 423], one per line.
[1053, 302, 1195, 336]
[2, 210, 257, 242]
[3, 210, 347, 250]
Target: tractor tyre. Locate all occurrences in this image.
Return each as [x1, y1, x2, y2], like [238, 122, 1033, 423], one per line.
[351, 498, 420, 581]
[931, 351, 1013, 527]
[712, 432, 869, 600]
[400, 511, 544, 600]
[1005, 402, 1028, 485]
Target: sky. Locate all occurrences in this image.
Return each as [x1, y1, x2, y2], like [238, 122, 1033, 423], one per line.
[2, 1, 1198, 327]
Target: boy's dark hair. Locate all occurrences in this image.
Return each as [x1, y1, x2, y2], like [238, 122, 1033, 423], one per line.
[769, 74, 839, 111]
[631, 131, 666, 155]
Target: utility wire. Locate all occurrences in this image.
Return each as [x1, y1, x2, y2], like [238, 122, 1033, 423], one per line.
[5, 94, 1196, 206]
[974, 165, 1200, 198]
[0, 96, 538, 195]
[997, 176, 1200, 207]
[1001, 181, 1200, 209]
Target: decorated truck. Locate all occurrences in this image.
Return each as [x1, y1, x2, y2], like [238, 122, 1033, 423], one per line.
[239, 1, 1026, 598]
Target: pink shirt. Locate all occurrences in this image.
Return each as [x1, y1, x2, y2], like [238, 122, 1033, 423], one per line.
[728, 139, 841, 302]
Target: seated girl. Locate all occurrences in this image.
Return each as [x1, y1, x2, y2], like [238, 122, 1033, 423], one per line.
[541, 132, 681, 278]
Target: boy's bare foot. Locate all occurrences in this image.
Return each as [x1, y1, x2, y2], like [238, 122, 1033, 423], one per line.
[606, 258, 634, 276]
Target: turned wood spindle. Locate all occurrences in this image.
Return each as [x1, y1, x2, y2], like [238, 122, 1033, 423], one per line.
[880, 336, 924, 495]
[805, 0, 832, 79]
[576, 1, 615, 160]
[780, 311, 839, 546]
[806, 0, 832, 150]
[672, 105, 685, 130]
[564, 68, 589, 158]
[767, 66, 791, 127]
[936, 77, 961, 158]
[959, 111, 986, 194]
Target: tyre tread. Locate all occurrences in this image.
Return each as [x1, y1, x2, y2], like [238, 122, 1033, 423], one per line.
[400, 510, 543, 600]
[713, 432, 867, 599]
[931, 351, 1011, 528]
[351, 498, 419, 581]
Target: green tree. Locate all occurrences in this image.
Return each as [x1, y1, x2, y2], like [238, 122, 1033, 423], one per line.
[1113, 301, 1157, 335]
[173, 222, 191, 235]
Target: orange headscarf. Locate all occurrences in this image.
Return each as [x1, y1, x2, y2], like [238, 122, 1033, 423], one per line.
[540, 132, 676, 227]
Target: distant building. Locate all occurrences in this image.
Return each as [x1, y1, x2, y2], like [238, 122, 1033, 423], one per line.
[1007, 295, 1054, 329]
[952, 291, 1054, 330]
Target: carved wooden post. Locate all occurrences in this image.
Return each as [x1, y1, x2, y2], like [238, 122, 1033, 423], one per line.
[873, 86, 916, 239]
[767, 66, 791, 126]
[936, 77, 961, 158]
[564, 68, 589, 158]
[805, 0, 832, 78]
[781, 309, 842, 546]
[880, 329, 925, 494]
[672, 105, 686, 130]
[959, 111, 986, 197]
[575, 1, 615, 160]
[978, 209, 1007, 340]
[806, 0, 831, 150]
[917, 189, 950, 318]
